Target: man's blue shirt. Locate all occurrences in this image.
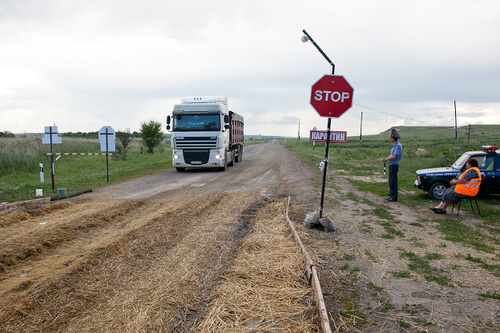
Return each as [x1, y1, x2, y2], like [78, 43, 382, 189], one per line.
[389, 141, 402, 165]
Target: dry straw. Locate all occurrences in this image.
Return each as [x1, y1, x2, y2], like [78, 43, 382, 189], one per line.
[197, 198, 318, 332]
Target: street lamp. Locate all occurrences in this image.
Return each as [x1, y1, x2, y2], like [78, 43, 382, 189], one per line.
[301, 29, 335, 75]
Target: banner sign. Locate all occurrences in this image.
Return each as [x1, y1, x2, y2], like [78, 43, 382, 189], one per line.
[309, 130, 347, 143]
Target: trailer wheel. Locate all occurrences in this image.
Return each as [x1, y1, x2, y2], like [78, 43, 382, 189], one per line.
[235, 145, 243, 162]
[229, 150, 235, 166]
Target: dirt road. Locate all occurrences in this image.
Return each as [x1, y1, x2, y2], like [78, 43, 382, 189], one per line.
[0, 140, 317, 332]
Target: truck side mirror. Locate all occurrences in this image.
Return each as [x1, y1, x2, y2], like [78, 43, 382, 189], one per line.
[224, 124, 230, 129]
[166, 116, 171, 130]
[224, 115, 229, 123]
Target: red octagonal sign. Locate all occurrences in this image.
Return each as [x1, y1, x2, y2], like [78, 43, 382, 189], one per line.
[310, 75, 354, 118]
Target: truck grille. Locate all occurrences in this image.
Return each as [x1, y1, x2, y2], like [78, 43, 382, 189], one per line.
[183, 150, 210, 165]
[174, 137, 217, 148]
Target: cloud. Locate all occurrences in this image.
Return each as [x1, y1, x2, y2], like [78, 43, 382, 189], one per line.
[0, 0, 499, 136]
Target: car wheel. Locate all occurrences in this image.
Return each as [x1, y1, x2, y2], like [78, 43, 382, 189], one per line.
[429, 182, 448, 200]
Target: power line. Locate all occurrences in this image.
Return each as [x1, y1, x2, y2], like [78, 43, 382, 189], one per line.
[353, 103, 471, 134]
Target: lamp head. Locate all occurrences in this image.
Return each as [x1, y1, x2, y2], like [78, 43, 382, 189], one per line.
[301, 34, 309, 43]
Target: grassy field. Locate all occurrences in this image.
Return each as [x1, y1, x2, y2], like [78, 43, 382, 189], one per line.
[0, 137, 173, 203]
[283, 124, 500, 223]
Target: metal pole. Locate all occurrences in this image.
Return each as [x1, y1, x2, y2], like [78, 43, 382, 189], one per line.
[106, 128, 109, 183]
[360, 111, 363, 143]
[302, 30, 335, 74]
[50, 127, 55, 190]
[454, 100, 457, 141]
[319, 117, 331, 218]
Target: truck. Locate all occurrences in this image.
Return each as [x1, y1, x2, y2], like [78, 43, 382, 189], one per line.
[414, 145, 500, 200]
[166, 96, 244, 171]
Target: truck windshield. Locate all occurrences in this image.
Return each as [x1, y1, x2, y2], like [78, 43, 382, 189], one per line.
[172, 114, 220, 131]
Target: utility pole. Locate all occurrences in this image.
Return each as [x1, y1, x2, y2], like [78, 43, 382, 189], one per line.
[468, 123, 471, 144]
[454, 100, 458, 141]
[359, 111, 363, 143]
[297, 118, 300, 143]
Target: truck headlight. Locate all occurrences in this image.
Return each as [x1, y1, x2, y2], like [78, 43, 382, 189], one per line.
[173, 154, 179, 160]
[214, 154, 222, 160]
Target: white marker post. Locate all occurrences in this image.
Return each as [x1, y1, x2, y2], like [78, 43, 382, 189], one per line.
[99, 126, 116, 183]
[39, 163, 44, 183]
[42, 126, 62, 190]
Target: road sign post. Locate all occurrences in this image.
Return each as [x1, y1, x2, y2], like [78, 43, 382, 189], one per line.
[42, 126, 62, 190]
[310, 75, 354, 218]
[99, 126, 116, 183]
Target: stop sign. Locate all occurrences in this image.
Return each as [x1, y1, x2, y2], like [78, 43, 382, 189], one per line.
[310, 75, 354, 117]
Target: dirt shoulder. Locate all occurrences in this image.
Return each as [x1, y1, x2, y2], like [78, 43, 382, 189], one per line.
[294, 170, 500, 332]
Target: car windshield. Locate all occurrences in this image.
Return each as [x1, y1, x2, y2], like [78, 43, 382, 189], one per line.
[451, 153, 471, 170]
[172, 114, 220, 131]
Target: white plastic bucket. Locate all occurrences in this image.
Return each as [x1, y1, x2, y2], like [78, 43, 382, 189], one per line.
[57, 188, 67, 197]
[36, 189, 43, 196]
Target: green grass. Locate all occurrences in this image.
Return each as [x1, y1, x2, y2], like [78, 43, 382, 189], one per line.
[0, 137, 173, 202]
[284, 125, 500, 203]
[478, 291, 500, 300]
[399, 249, 454, 287]
[465, 254, 500, 277]
[436, 219, 497, 253]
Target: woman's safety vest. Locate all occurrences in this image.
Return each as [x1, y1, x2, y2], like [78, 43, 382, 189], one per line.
[455, 167, 482, 197]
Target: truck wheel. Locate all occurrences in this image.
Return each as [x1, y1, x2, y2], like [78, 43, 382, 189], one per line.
[229, 151, 235, 166]
[429, 182, 448, 200]
[176, 167, 185, 172]
[219, 158, 228, 171]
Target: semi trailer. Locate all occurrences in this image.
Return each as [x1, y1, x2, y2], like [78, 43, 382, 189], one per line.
[166, 97, 244, 171]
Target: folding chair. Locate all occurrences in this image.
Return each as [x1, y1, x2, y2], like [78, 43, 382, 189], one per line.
[451, 196, 481, 216]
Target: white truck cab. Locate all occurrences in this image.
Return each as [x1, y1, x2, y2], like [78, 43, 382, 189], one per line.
[166, 97, 244, 171]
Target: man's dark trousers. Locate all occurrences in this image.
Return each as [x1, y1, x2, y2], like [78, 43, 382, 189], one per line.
[389, 164, 399, 201]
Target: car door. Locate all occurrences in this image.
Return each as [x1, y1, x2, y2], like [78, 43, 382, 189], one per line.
[477, 155, 496, 193]
[494, 156, 500, 191]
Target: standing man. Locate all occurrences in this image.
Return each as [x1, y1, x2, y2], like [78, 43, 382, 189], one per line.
[382, 128, 402, 202]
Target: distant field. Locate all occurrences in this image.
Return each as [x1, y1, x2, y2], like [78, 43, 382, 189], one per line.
[1, 125, 498, 203]
[0, 137, 172, 203]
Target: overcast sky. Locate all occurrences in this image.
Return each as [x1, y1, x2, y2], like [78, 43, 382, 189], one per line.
[1, 0, 499, 138]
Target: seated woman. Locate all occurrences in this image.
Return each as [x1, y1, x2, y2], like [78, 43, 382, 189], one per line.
[431, 158, 481, 214]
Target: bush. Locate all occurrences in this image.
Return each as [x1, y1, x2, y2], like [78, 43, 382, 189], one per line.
[115, 128, 133, 158]
[140, 120, 164, 154]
